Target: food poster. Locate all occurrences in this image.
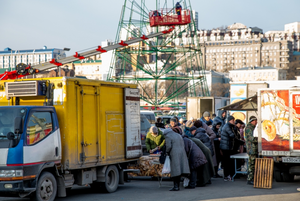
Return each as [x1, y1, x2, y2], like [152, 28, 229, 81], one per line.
[292, 93, 300, 150]
[260, 90, 291, 151]
[230, 84, 247, 123]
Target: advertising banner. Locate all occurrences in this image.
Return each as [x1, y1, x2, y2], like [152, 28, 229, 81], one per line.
[292, 93, 300, 150]
[230, 84, 247, 122]
[260, 90, 290, 151]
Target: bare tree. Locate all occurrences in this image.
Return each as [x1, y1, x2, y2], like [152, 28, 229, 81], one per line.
[211, 83, 230, 97]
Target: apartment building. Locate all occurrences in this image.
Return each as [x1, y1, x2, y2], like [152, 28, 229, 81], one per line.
[0, 46, 66, 74]
[229, 66, 287, 82]
[193, 22, 300, 79]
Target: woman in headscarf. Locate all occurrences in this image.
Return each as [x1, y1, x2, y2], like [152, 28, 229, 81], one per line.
[170, 118, 182, 135]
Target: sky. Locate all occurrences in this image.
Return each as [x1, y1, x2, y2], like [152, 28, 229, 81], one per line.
[0, 0, 299, 55]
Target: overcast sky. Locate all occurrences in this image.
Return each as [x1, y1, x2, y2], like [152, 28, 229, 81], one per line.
[0, 0, 299, 54]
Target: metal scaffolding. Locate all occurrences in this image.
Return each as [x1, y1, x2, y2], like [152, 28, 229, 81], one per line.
[108, 0, 209, 108]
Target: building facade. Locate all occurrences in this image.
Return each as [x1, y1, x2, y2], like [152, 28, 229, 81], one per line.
[229, 66, 287, 82]
[0, 46, 67, 73]
[189, 22, 300, 79]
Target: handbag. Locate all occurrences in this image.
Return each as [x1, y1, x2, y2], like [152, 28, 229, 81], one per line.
[159, 145, 167, 164]
[162, 156, 171, 174]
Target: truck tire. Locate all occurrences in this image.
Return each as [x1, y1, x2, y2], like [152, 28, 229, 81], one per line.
[282, 172, 294, 182]
[274, 170, 283, 182]
[33, 172, 57, 201]
[103, 165, 119, 193]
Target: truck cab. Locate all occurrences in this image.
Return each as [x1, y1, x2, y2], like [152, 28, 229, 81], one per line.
[0, 106, 61, 198]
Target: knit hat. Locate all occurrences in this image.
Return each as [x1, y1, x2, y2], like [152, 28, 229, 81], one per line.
[249, 116, 257, 123]
[203, 111, 210, 117]
[227, 115, 235, 122]
[186, 120, 193, 127]
[149, 126, 158, 134]
[170, 118, 177, 123]
[189, 126, 197, 132]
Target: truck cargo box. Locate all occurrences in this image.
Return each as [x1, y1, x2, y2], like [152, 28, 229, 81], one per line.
[186, 97, 214, 120]
[0, 77, 142, 170]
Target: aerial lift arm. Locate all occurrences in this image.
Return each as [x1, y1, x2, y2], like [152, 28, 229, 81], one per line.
[0, 26, 174, 80]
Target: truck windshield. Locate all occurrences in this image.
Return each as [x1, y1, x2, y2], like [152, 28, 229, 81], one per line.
[0, 108, 27, 148]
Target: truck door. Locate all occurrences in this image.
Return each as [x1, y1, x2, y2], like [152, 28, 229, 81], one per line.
[124, 88, 142, 159]
[24, 109, 61, 164]
[290, 92, 300, 152]
[76, 85, 100, 164]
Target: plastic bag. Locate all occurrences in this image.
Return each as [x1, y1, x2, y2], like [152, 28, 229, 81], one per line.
[162, 156, 171, 174]
[183, 177, 190, 187]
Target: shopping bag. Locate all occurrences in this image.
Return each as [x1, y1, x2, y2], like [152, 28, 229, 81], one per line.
[162, 156, 171, 174]
[183, 177, 190, 187]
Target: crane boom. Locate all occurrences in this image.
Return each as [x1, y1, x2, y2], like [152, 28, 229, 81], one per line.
[0, 26, 174, 80]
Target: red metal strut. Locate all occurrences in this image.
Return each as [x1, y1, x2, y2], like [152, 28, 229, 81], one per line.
[73, 52, 85, 60]
[119, 40, 128, 46]
[96, 46, 107, 53]
[49, 59, 63, 66]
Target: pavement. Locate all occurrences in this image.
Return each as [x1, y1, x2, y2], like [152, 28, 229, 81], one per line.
[1, 175, 299, 201]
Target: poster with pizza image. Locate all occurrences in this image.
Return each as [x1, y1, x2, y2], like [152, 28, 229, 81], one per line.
[260, 90, 292, 151]
[292, 93, 300, 150]
[230, 84, 247, 123]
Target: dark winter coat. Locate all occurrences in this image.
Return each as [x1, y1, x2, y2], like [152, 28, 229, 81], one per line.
[200, 117, 213, 127]
[194, 127, 214, 156]
[212, 119, 222, 141]
[183, 126, 193, 138]
[220, 122, 235, 150]
[189, 137, 215, 185]
[183, 137, 207, 170]
[213, 110, 226, 130]
[164, 128, 190, 177]
[170, 125, 182, 135]
[201, 122, 217, 166]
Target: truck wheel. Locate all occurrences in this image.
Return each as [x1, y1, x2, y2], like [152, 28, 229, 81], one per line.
[274, 170, 283, 182]
[282, 172, 294, 182]
[34, 172, 57, 201]
[104, 165, 119, 193]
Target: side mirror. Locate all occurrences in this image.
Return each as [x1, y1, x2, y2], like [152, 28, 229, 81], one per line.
[14, 117, 23, 134]
[7, 132, 15, 140]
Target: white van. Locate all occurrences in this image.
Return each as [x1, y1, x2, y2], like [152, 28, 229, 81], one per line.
[140, 110, 156, 126]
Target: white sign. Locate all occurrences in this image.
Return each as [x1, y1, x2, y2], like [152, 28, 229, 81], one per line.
[124, 88, 142, 159]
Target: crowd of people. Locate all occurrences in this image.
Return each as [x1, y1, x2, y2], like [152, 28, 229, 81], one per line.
[145, 111, 258, 191]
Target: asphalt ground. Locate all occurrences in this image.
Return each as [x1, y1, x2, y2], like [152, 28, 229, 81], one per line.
[0, 174, 299, 201]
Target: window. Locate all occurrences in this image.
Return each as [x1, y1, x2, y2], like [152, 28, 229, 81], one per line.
[27, 112, 53, 145]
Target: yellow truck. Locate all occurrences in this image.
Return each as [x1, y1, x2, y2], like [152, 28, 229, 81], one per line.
[0, 77, 142, 200]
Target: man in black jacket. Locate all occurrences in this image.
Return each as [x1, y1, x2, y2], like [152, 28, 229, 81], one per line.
[220, 115, 236, 181]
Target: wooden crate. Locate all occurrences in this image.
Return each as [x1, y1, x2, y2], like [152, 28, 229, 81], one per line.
[254, 158, 274, 189]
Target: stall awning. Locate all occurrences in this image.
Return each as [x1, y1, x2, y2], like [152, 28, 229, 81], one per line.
[218, 95, 257, 111]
